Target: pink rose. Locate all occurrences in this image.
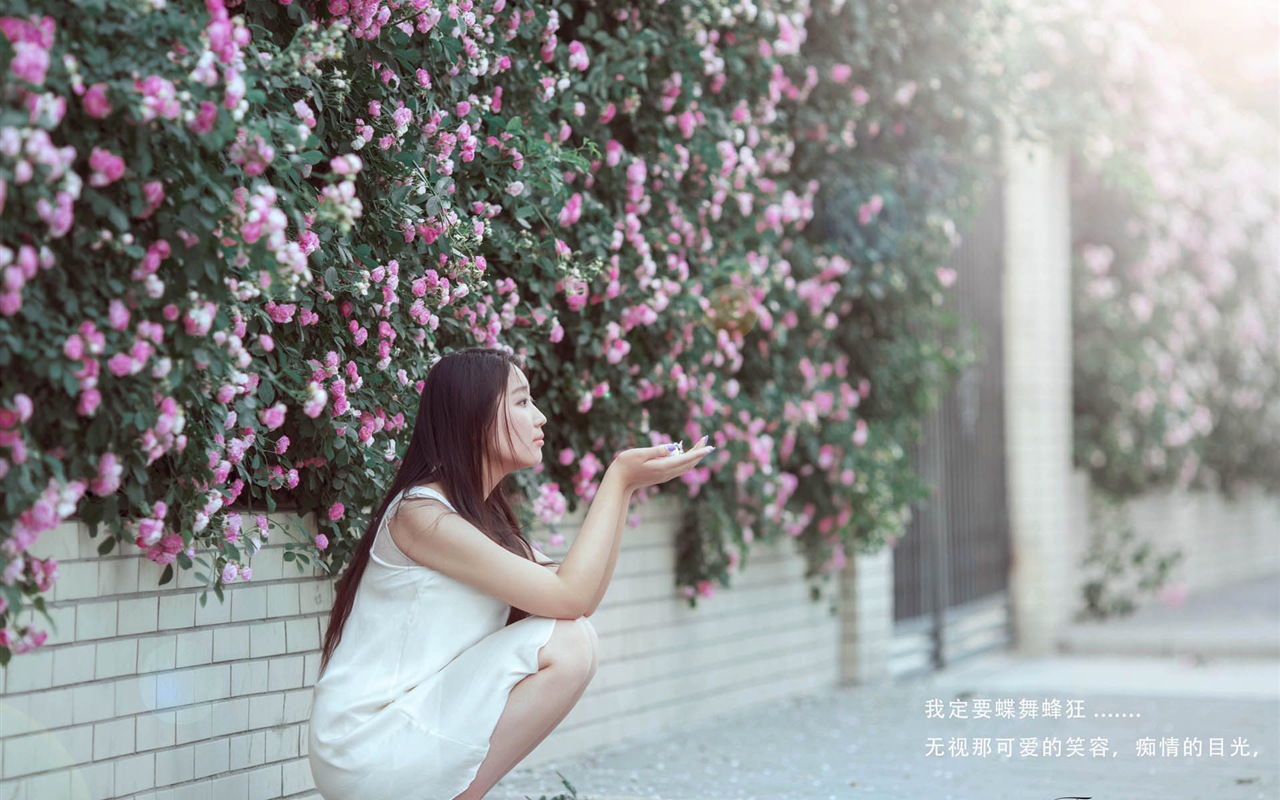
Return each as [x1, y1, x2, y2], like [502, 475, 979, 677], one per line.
[136, 518, 163, 546]
[12, 394, 32, 423]
[78, 388, 101, 417]
[83, 83, 112, 118]
[678, 110, 697, 139]
[558, 193, 583, 227]
[567, 40, 589, 71]
[108, 299, 130, 330]
[91, 452, 122, 495]
[8, 42, 49, 86]
[328, 502, 344, 521]
[190, 101, 218, 135]
[139, 180, 165, 217]
[107, 352, 135, 377]
[88, 147, 126, 187]
[266, 302, 296, 323]
[259, 403, 286, 430]
[853, 419, 869, 446]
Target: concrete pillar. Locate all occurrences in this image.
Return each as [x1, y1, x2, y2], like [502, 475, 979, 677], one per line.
[1002, 138, 1075, 654]
[839, 548, 894, 684]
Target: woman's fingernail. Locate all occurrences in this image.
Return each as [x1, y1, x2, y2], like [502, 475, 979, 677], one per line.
[666, 443, 679, 452]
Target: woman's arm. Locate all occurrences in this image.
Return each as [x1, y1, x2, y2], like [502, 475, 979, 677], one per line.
[574, 439, 706, 614]
[392, 469, 630, 619]
[393, 440, 710, 619]
[583, 485, 632, 616]
[539, 469, 631, 616]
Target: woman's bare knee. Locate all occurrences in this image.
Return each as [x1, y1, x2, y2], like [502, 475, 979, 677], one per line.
[578, 617, 599, 677]
[538, 617, 598, 684]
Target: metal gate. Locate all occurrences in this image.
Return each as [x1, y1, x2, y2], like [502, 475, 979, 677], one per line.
[891, 181, 1013, 676]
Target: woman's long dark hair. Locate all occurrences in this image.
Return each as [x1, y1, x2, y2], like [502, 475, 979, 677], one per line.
[320, 347, 541, 674]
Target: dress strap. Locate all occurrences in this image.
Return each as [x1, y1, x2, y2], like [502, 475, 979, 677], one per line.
[402, 485, 456, 511]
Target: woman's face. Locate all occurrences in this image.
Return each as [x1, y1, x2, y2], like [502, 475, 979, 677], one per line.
[490, 366, 547, 473]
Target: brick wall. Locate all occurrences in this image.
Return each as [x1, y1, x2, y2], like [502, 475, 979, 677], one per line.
[0, 494, 849, 798]
[1064, 478, 1280, 610]
[2, 513, 329, 800]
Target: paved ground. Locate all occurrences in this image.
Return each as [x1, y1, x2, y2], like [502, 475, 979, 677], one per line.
[491, 574, 1280, 800]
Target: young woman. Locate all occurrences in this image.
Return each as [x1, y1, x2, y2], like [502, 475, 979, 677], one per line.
[308, 347, 714, 800]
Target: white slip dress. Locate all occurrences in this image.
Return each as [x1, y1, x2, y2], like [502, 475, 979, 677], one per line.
[308, 485, 558, 800]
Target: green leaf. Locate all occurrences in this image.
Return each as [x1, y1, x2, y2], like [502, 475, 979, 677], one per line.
[160, 565, 175, 585]
[97, 536, 116, 556]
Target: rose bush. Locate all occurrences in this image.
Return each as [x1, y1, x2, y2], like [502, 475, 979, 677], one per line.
[20, 0, 1268, 665]
[1, 0, 1005, 662]
[1005, 0, 1280, 500]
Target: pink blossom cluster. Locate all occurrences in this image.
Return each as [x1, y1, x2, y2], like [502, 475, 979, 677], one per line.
[317, 155, 364, 232]
[1, 125, 79, 244]
[1022, 0, 1280, 489]
[1, 15, 55, 87]
[1, 241, 56, 317]
[0, 3, 404, 655]
[220, 562, 252, 584]
[233, 184, 309, 291]
[3, 477, 84, 574]
[0, 0, 1002, 648]
[228, 128, 275, 177]
[531, 482, 568, 525]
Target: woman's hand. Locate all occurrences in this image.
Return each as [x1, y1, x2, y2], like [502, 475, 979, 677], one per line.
[605, 435, 716, 492]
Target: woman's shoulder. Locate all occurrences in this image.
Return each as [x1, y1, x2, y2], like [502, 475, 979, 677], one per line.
[402, 482, 455, 509]
[385, 484, 458, 565]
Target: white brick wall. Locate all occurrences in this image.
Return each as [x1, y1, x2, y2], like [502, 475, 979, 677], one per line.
[1063, 475, 1280, 611]
[0, 495, 856, 796]
[1, 512, 330, 800]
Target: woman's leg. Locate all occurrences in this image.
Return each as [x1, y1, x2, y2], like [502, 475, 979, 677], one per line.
[453, 617, 598, 800]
